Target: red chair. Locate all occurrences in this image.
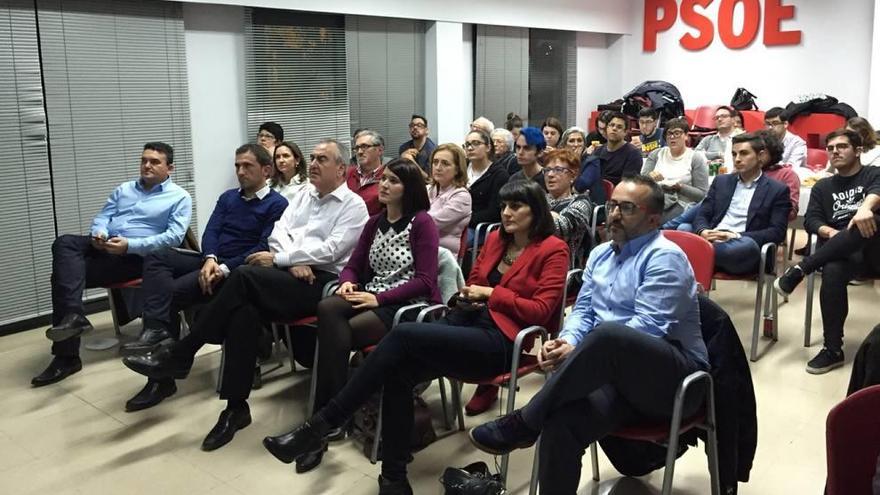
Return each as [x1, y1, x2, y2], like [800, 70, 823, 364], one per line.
[826, 384, 880, 495]
[788, 113, 847, 149]
[588, 110, 600, 132]
[661, 231, 714, 293]
[683, 109, 695, 128]
[806, 148, 829, 172]
[691, 105, 720, 130]
[739, 110, 766, 132]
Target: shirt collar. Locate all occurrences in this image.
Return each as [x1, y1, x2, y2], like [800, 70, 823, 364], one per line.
[240, 184, 271, 201]
[737, 170, 762, 188]
[612, 230, 660, 260]
[357, 163, 383, 179]
[136, 176, 170, 192]
[311, 182, 350, 202]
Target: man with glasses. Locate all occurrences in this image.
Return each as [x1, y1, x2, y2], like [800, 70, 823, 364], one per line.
[508, 127, 548, 191]
[764, 107, 807, 170]
[348, 129, 386, 215]
[123, 138, 369, 455]
[632, 108, 666, 158]
[257, 122, 284, 152]
[774, 129, 880, 374]
[596, 111, 643, 185]
[695, 106, 743, 172]
[398, 114, 436, 174]
[469, 175, 709, 493]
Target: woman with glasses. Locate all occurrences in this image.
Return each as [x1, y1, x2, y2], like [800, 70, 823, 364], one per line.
[262, 180, 568, 494]
[269, 141, 309, 201]
[427, 143, 472, 257]
[464, 129, 510, 248]
[641, 118, 709, 223]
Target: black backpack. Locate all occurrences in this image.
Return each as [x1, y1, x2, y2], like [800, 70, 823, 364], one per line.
[731, 88, 759, 111]
[621, 80, 685, 122]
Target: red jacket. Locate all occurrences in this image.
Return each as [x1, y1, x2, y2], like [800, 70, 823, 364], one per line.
[346, 164, 384, 216]
[469, 231, 569, 345]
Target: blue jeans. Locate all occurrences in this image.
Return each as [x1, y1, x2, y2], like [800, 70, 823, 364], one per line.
[662, 201, 702, 232]
[713, 236, 760, 275]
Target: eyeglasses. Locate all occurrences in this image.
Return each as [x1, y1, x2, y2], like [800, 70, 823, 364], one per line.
[605, 200, 647, 216]
[666, 130, 686, 138]
[464, 140, 486, 149]
[257, 132, 276, 140]
[353, 144, 379, 152]
[545, 166, 571, 175]
[408, 122, 426, 129]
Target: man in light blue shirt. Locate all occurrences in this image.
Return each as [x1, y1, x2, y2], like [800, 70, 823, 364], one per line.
[32, 142, 192, 387]
[469, 175, 709, 493]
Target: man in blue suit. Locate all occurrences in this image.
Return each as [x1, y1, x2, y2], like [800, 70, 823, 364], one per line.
[693, 131, 791, 275]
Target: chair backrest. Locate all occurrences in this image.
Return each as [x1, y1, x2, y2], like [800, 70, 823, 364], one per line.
[457, 228, 469, 265]
[183, 226, 200, 251]
[739, 110, 766, 132]
[691, 105, 720, 130]
[438, 247, 465, 303]
[788, 113, 847, 149]
[826, 384, 880, 495]
[602, 179, 614, 200]
[806, 148, 829, 171]
[662, 230, 714, 293]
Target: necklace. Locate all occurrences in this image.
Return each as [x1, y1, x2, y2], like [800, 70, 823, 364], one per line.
[502, 247, 523, 266]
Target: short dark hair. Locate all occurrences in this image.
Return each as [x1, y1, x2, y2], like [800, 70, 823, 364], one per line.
[664, 117, 689, 136]
[732, 130, 784, 168]
[826, 128, 864, 149]
[411, 114, 428, 127]
[497, 180, 556, 242]
[620, 174, 665, 215]
[597, 110, 614, 124]
[143, 142, 174, 165]
[607, 111, 629, 130]
[235, 143, 272, 167]
[541, 117, 564, 136]
[715, 105, 740, 120]
[258, 122, 284, 141]
[638, 108, 660, 120]
[385, 158, 430, 216]
[505, 112, 523, 131]
[764, 107, 787, 122]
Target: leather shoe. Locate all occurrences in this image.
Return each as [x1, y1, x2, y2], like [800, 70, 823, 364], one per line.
[378, 475, 413, 495]
[120, 327, 174, 357]
[46, 314, 93, 342]
[122, 345, 193, 380]
[294, 442, 328, 473]
[201, 406, 252, 451]
[263, 422, 327, 464]
[31, 356, 82, 387]
[125, 379, 177, 412]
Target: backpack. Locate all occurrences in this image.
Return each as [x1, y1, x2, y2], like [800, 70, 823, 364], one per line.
[621, 80, 685, 122]
[730, 88, 759, 111]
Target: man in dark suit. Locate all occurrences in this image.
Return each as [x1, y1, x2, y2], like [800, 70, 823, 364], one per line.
[693, 131, 791, 275]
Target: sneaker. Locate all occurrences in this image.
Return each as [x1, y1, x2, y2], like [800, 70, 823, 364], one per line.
[465, 384, 499, 416]
[774, 265, 806, 296]
[806, 348, 845, 375]
[468, 410, 539, 455]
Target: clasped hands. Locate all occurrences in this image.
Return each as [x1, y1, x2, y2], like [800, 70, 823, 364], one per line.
[699, 229, 739, 243]
[336, 281, 378, 309]
[90, 233, 128, 255]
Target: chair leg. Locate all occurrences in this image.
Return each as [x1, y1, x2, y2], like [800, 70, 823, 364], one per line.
[437, 377, 451, 430]
[499, 375, 519, 485]
[107, 288, 122, 337]
[216, 344, 225, 394]
[787, 227, 796, 261]
[590, 442, 600, 481]
[307, 341, 320, 418]
[370, 389, 382, 464]
[804, 271, 815, 347]
[771, 279, 779, 341]
[749, 275, 764, 362]
[528, 437, 541, 495]
[451, 380, 465, 432]
[284, 325, 296, 372]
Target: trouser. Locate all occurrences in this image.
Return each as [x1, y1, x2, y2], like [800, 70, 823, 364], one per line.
[517, 323, 702, 494]
[176, 264, 336, 401]
[141, 248, 211, 337]
[313, 295, 392, 411]
[713, 236, 761, 275]
[847, 324, 880, 396]
[799, 219, 880, 352]
[50, 234, 143, 357]
[318, 320, 514, 480]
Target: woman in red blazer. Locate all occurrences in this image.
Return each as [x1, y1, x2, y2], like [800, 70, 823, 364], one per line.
[262, 180, 569, 494]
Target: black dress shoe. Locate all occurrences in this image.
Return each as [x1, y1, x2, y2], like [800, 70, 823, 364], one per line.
[31, 356, 82, 387]
[125, 379, 177, 412]
[263, 422, 327, 464]
[119, 328, 174, 357]
[378, 475, 413, 495]
[122, 345, 193, 380]
[294, 442, 329, 473]
[202, 406, 252, 451]
[45, 314, 93, 342]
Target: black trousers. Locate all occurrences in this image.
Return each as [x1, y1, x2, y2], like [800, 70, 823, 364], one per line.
[50, 235, 143, 357]
[800, 217, 880, 352]
[179, 264, 335, 401]
[847, 324, 880, 396]
[140, 248, 211, 337]
[319, 320, 514, 479]
[518, 323, 702, 494]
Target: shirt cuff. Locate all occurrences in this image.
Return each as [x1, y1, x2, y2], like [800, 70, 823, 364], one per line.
[273, 252, 288, 267]
[219, 264, 230, 277]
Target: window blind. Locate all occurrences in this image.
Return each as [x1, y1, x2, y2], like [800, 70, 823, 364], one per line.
[474, 25, 529, 129]
[528, 29, 577, 126]
[0, 0, 55, 325]
[345, 16, 425, 156]
[245, 8, 350, 157]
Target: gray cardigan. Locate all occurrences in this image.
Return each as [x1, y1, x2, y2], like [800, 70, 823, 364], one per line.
[642, 147, 709, 211]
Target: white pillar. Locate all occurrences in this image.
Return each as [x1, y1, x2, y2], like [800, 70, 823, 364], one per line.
[868, 1, 880, 123]
[425, 21, 473, 145]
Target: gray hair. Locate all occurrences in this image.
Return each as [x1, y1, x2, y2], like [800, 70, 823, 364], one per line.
[318, 138, 349, 165]
[355, 129, 385, 148]
[560, 126, 587, 146]
[471, 116, 495, 134]
[491, 128, 514, 151]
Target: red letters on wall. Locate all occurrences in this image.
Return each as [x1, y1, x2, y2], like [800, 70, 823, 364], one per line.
[643, 0, 802, 52]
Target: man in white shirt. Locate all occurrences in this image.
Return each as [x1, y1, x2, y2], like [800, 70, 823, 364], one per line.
[764, 107, 807, 169]
[123, 138, 369, 454]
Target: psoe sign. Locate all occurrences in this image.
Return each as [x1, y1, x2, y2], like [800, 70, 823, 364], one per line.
[644, 0, 802, 51]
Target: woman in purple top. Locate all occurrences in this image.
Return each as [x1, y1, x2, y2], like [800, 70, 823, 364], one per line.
[308, 159, 440, 463]
[427, 143, 472, 257]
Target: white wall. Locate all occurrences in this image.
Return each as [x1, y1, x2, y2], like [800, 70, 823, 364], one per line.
[619, 0, 874, 114]
[183, 3, 247, 236]
[869, 1, 880, 123]
[574, 32, 621, 130]
[177, 0, 634, 35]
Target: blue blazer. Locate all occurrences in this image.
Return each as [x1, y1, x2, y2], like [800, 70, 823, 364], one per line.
[693, 173, 791, 248]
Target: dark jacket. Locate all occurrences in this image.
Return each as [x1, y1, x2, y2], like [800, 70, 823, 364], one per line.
[693, 173, 790, 248]
[494, 151, 520, 176]
[784, 97, 857, 122]
[600, 295, 758, 494]
[468, 161, 509, 228]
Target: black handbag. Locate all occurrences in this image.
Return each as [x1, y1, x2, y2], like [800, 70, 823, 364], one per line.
[439, 461, 506, 494]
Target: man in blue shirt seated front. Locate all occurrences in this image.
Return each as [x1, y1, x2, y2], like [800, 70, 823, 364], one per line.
[31, 142, 192, 387]
[469, 175, 710, 494]
[120, 143, 288, 411]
